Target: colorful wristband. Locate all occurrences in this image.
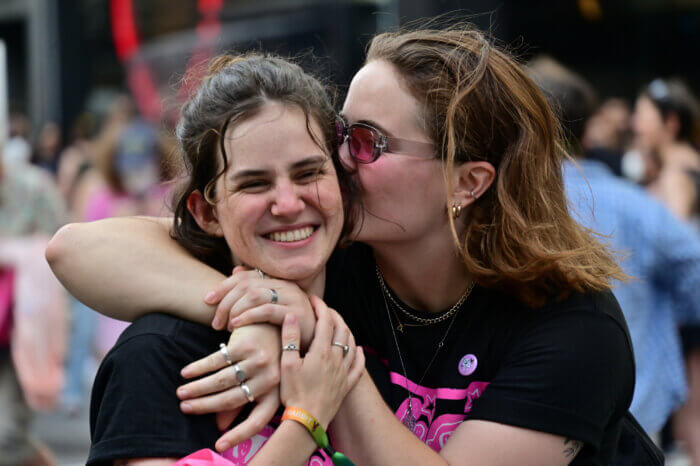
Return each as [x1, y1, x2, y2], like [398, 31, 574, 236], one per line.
[282, 407, 355, 466]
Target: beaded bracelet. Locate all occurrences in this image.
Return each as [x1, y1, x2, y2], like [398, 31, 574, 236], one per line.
[282, 406, 354, 466]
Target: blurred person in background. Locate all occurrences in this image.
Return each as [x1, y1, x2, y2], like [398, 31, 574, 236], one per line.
[581, 97, 632, 176]
[632, 78, 700, 462]
[31, 121, 63, 175]
[81, 101, 168, 360]
[56, 112, 96, 211]
[632, 79, 700, 223]
[2, 113, 32, 167]
[0, 152, 67, 465]
[528, 58, 700, 452]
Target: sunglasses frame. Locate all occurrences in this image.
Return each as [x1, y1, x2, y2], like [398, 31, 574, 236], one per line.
[337, 117, 436, 164]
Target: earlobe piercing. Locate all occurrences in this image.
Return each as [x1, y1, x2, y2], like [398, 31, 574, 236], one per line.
[451, 202, 463, 218]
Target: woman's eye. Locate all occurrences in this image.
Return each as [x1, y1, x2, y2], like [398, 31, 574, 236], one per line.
[296, 170, 322, 182]
[238, 180, 269, 191]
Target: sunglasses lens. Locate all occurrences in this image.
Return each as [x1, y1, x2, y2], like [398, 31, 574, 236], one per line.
[348, 126, 376, 163]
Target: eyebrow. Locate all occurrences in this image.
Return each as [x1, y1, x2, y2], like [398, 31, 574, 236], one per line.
[230, 155, 328, 181]
[339, 113, 393, 138]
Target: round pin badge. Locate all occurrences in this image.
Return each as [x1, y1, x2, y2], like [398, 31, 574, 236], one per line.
[458, 354, 478, 376]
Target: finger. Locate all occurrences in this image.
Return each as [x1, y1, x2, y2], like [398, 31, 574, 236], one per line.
[205, 271, 246, 305]
[347, 347, 365, 388]
[307, 295, 334, 355]
[330, 312, 349, 360]
[177, 359, 253, 400]
[213, 285, 248, 330]
[181, 346, 230, 379]
[216, 408, 242, 431]
[180, 377, 265, 415]
[230, 287, 278, 320]
[280, 313, 301, 371]
[344, 329, 357, 371]
[215, 391, 280, 451]
[228, 304, 285, 330]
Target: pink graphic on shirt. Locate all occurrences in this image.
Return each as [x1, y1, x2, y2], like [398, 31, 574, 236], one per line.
[390, 371, 490, 451]
[220, 424, 332, 465]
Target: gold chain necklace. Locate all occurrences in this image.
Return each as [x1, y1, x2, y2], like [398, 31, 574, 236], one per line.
[378, 272, 470, 433]
[375, 265, 475, 326]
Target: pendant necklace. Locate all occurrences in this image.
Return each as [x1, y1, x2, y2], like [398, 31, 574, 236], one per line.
[377, 265, 475, 433]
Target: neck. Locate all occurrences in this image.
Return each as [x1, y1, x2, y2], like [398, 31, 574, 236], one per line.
[296, 269, 326, 298]
[372, 229, 471, 313]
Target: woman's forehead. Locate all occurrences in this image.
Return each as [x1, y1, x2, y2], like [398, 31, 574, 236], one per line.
[221, 105, 328, 172]
[343, 61, 423, 136]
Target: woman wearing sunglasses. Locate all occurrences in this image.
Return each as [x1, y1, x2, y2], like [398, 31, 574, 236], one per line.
[48, 24, 634, 465]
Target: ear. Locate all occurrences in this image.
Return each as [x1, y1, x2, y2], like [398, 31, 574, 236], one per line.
[187, 190, 224, 237]
[451, 161, 496, 208]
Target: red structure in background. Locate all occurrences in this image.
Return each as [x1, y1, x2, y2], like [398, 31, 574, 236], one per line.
[110, 0, 223, 123]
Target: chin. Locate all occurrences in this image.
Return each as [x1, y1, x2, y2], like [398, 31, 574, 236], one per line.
[263, 260, 325, 283]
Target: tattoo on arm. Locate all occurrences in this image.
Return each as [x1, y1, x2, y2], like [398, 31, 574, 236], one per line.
[563, 438, 583, 459]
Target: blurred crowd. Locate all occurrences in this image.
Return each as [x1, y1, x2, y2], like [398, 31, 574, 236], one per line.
[1, 59, 700, 464]
[0, 95, 172, 465]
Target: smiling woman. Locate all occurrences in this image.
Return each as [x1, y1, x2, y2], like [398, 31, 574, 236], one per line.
[58, 53, 364, 466]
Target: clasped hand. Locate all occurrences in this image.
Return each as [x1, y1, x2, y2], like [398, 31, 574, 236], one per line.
[176, 267, 363, 452]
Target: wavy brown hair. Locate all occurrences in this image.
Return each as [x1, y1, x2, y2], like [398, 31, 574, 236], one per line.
[366, 25, 625, 307]
[171, 53, 356, 274]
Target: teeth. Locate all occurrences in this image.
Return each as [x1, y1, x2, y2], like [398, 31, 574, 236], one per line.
[267, 226, 314, 242]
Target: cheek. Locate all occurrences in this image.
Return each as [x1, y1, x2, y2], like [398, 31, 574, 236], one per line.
[311, 180, 344, 228]
[217, 199, 259, 253]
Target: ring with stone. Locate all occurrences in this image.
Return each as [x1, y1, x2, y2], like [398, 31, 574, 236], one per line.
[240, 382, 254, 402]
[332, 341, 350, 355]
[232, 363, 246, 383]
[269, 288, 278, 304]
[282, 342, 299, 352]
[219, 343, 233, 365]
[255, 268, 265, 279]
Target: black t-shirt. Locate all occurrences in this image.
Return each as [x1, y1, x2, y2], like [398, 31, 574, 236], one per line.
[88, 314, 232, 464]
[90, 243, 635, 465]
[324, 243, 635, 465]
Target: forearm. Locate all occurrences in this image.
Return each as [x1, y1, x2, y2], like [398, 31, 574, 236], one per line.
[331, 369, 448, 466]
[46, 216, 223, 324]
[248, 420, 318, 466]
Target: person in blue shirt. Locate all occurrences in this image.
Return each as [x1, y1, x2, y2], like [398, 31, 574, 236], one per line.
[528, 56, 700, 437]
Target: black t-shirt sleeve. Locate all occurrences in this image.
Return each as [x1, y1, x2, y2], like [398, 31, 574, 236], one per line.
[467, 304, 635, 452]
[88, 332, 221, 465]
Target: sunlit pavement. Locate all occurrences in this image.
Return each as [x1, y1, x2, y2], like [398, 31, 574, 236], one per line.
[31, 398, 91, 466]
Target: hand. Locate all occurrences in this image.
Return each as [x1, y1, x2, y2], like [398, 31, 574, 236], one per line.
[205, 266, 316, 348]
[280, 296, 365, 430]
[177, 324, 281, 429]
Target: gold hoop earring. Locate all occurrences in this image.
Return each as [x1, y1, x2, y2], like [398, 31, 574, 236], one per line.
[451, 202, 463, 219]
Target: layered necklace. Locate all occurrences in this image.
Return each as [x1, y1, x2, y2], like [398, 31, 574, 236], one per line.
[376, 265, 475, 432]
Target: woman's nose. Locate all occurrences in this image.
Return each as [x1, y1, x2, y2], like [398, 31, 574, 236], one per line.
[270, 182, 305, 217]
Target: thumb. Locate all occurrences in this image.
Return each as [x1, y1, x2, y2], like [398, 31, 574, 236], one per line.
[281, 313, 301, 368]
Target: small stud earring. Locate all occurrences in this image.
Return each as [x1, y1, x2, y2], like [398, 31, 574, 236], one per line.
[451, 202, 463, 218]
[469, 190, 476, 200]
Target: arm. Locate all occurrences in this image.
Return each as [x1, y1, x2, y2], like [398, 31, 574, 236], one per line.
[331, 374, 577, 466]
[46, 216, 222, 324]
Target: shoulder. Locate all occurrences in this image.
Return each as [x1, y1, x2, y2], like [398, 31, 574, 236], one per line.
[107, 313, 227, 364]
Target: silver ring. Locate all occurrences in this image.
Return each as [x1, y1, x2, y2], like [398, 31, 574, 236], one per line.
[269, 288, 278, 304]
[282, 343, 299, 351]
[232, 363, 246, 383]
[332, 341, 350, 355]
[240, 382, 254, 402]
[219, 343, 232, 365]
[255, 268, 265, 279]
